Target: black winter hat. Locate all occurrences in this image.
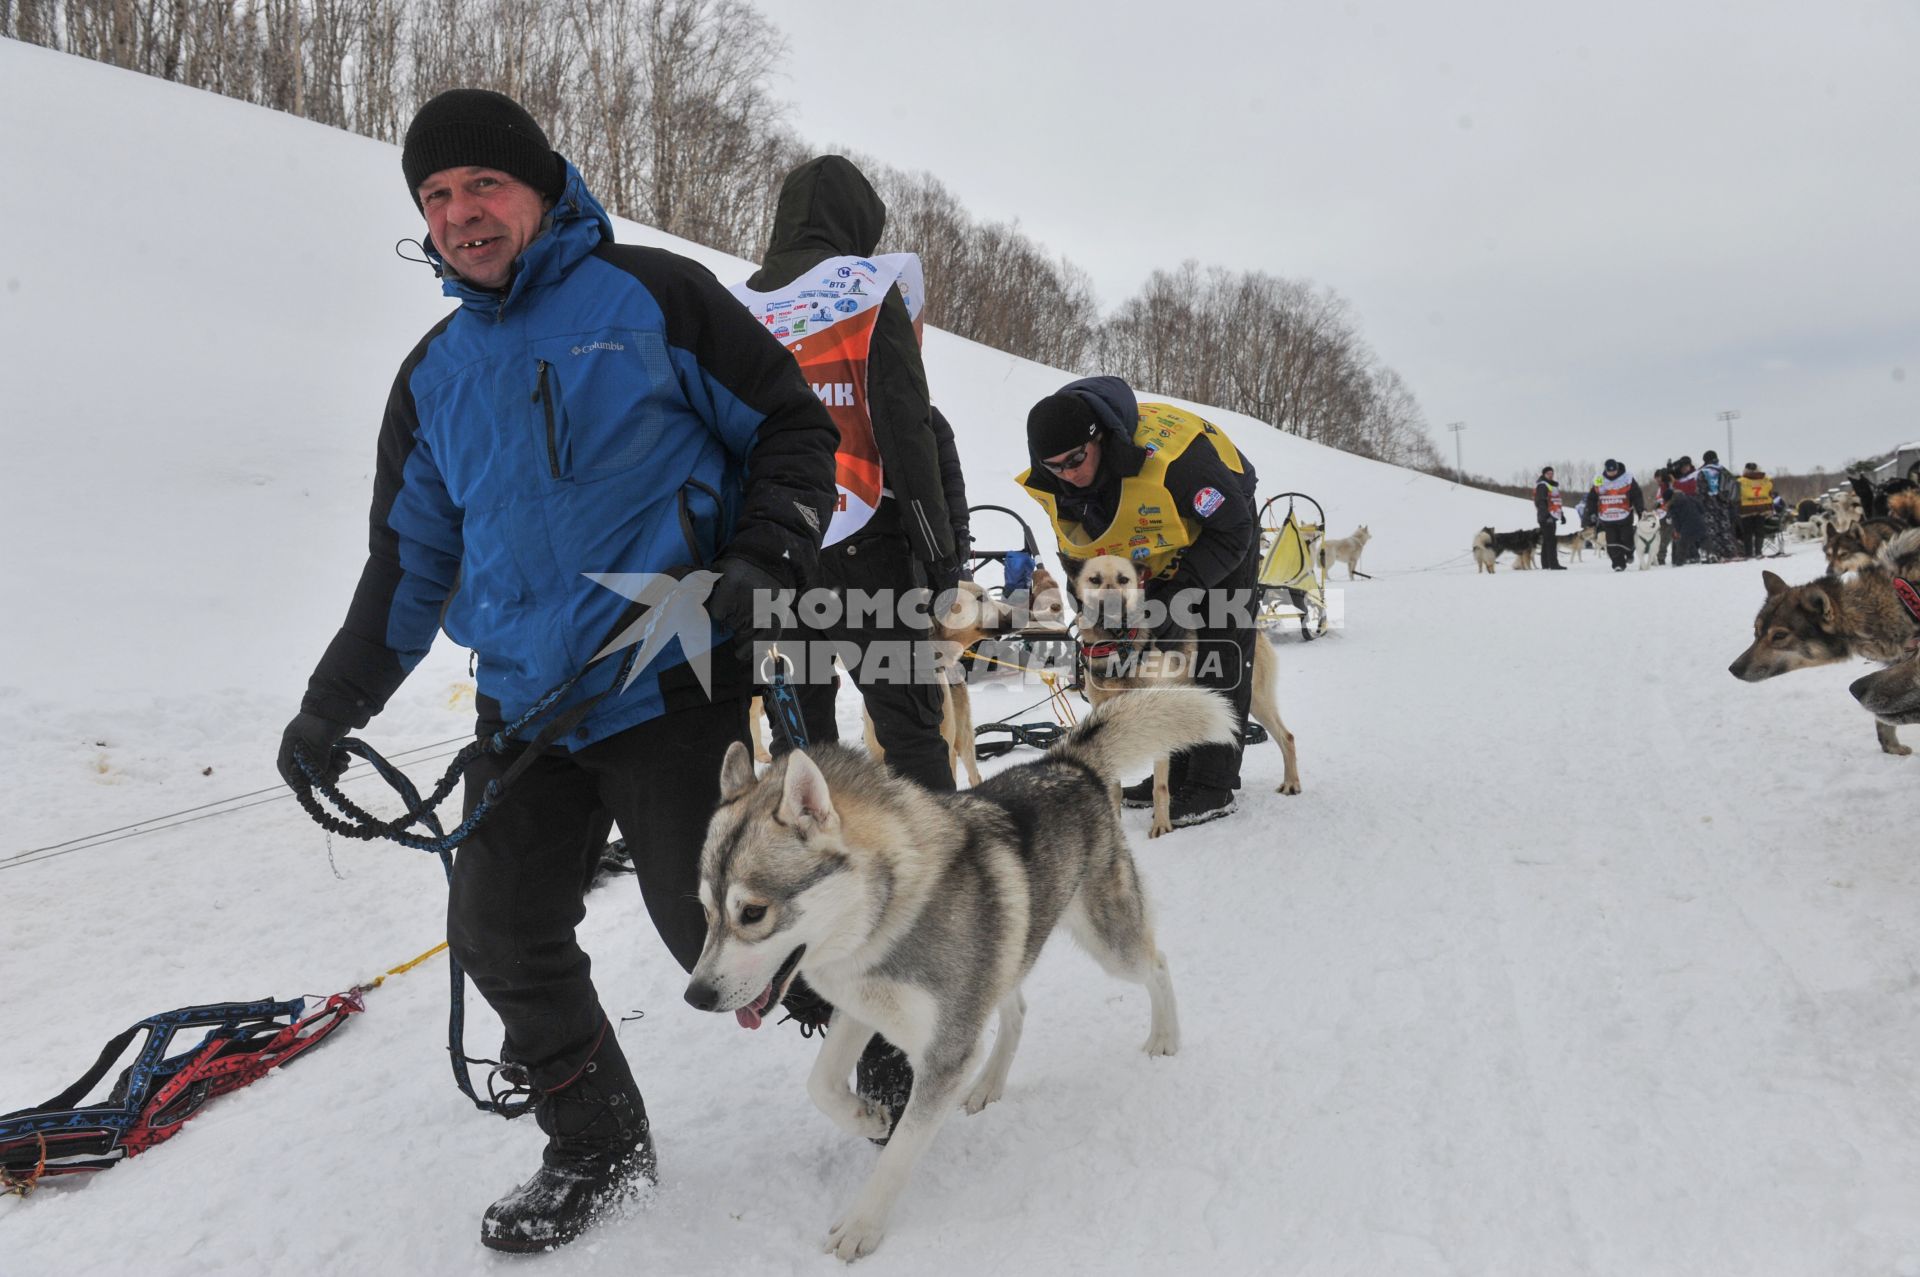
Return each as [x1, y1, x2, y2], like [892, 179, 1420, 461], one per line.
[402, 89, 564, 208]
[1702, 449, 1719, 464]
[1027, 394, 1100, 460]
[1604, 458, 1623, 472]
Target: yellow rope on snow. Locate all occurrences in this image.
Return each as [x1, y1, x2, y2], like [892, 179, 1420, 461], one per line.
[359, 941, 449, 991]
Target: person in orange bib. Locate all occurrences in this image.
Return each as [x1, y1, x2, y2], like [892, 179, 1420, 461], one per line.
[1582, 458, 1645, 571]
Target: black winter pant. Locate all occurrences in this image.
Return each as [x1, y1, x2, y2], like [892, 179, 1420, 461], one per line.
[773, 525, 953, 793]
[1164, 545, 1259, 792]
[1538, 519, 1561, 568]
[446, 698, 748, 1091]
[1602, 519, 1632, 569]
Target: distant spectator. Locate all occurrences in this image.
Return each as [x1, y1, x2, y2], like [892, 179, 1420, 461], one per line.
[1696, 449, 1741, 561]
[1653, 468, 1675, 565]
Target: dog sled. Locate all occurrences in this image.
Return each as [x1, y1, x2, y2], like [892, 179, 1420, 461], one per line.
[1256, 492, 1330, 640]
[957, 505, 1078, 758]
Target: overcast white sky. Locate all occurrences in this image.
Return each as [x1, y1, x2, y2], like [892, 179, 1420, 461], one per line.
[755, 0, 1917, 481]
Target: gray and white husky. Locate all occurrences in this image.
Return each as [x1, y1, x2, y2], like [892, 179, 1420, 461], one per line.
[683, 686, 1234, 1261]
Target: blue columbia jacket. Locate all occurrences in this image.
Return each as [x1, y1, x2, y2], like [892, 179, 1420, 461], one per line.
[302, 164, 838, 746]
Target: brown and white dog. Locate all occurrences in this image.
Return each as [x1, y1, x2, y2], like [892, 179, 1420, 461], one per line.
[1062, 554, 1302, 835]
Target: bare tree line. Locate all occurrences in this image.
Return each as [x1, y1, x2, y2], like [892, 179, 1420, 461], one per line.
[4, 0, 1441, 468]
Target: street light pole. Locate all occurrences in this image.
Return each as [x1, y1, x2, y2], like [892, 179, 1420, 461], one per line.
[1446, 421, 1467, 485]
[1717, 409, 1740, 462]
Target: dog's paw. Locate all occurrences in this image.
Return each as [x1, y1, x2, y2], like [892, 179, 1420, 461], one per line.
[1888, 744, 1915, 758]
[753, 747, 773, 764]
[834, 1099, 896, 1141]
[826, 1213, 887, 1262]
[1148, 815, 1172, 839]
[1142, 1027, 1180, 1057]
[1275, 779, 1302, 796]
[963, 1078, 1004, 1114]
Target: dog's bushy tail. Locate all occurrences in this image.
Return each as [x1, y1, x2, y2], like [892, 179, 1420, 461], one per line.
[1879, 525, 1920, 575]
[1051, 688, 1237, 786]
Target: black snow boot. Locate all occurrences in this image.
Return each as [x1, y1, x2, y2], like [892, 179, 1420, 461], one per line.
[854, 1035, 914, 1145]
[480, 1030, 657, 1253]
[1169, 784, 1237, 829]
[1120, 777, 1155, 809]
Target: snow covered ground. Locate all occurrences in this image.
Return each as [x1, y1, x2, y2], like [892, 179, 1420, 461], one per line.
[5, 38, 1920, 1277]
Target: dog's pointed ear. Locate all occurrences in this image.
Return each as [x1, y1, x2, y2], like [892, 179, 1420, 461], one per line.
[1762, 570, 1788, 597]
[779, 751, 836, 828]
[1808, 586, 1835, 623]
[719, 739, 757, 799]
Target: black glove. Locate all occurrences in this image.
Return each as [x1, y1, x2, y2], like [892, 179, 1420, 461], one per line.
[707, 555, 788, 660]
[1557, 513, 1566, 526]
[277, 712, 350, 790]
[1144, 578, 1188, 640]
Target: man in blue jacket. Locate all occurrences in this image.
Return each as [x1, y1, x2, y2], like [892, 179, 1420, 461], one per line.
[274, 90, 837, 1251]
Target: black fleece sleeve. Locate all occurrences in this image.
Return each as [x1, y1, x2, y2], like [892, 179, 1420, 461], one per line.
[1159, 445, 1255, 588]
[866, 287, 953, 563]
[601, 246, 838, 588]
[929, 405, 970, 559]
[302, 328, 459, 728]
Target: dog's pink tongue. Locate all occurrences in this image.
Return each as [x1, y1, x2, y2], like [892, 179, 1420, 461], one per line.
[735, 983, 773, 1030]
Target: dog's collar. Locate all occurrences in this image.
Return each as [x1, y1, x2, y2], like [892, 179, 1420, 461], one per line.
[1895, 577, 1920, 628]
[1081, 629, 1148, 661]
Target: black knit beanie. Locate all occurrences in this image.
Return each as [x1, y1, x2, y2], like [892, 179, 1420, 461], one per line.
[1027, 394, 1100, 460]
[402, 89, 564, 207]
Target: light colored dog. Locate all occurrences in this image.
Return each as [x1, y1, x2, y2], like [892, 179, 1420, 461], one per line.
[1554, 525, 1597, 563]
[685, 687, 1231, 1261]
[1063, 554, 1302, 835]
[1320, 525, 1372, 579]
[1633, 511, 1662, 570]
[861, 580, 1016, 788]
[1830, 490, 1864, 534]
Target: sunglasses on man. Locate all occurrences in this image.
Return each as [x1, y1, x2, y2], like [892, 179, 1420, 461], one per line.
[1041, 444, 1090, 475]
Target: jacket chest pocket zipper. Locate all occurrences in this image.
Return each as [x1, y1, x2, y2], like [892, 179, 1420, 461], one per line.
[533, 360, 560, 478]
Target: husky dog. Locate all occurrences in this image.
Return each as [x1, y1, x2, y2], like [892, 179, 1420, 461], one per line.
[1633, 510, 1662, 570]
[1320, 525, 1372, 580]
[1473, 527, 1498, 574]
[1477, 527, 1538, 571]
[1555, 525, 1597, 563]
[1730, 528, 1920, 755]
[684, 687, 1230, 1261]
[1825, 518, 1907, 575]
[1064, 554, 1302, 835]
[1787, 512, 1832, 544]
[1852, 651, 1920, 725]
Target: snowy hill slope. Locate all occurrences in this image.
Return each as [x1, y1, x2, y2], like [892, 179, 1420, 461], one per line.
[7, 39, 1920, 1277]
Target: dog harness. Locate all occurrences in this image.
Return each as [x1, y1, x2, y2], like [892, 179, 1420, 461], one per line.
[0, 994, 360, 1191]
[1895, 578, 1920, 627]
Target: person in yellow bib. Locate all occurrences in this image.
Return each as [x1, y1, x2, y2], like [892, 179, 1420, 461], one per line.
[1737, 462, 1775, 557]
[1018, 376, 1259, 828]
